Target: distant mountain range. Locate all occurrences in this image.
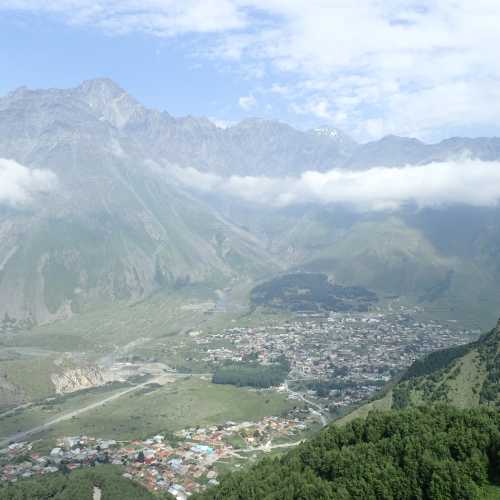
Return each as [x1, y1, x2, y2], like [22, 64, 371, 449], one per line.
[1, 79, 500, 328]
[4, 79, 500, 178]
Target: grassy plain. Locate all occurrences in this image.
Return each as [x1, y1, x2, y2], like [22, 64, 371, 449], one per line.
[0, 376, 298, 452]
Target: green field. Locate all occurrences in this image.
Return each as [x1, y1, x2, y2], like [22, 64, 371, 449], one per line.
[0, 281, 296, 426]
[335, 390, 393, 426]
[2, 282, 291, 355]
[0, 382, 131, 440]
[0, 377, 298, 451]
[0, 356, 59, 404]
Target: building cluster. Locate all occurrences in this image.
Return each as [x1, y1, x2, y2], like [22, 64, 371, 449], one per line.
[0, 414, 310, 498]
[0, 306, 478, 496]
[192, 306, 474, 409]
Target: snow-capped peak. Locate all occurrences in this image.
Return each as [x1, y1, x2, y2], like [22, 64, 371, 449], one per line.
[313, 126, 340, 138]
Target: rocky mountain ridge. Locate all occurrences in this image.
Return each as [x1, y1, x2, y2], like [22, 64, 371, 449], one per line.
[5, 78, 500, 177]
[1, 79, 500, 327]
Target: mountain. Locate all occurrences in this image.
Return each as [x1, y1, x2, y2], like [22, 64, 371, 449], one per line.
[128, 114, 357, 177]
[74, 79, 357, 176]
[2, 79, 500, 329]
[346, 134, 500, 168]
[0, 80, 281, 325]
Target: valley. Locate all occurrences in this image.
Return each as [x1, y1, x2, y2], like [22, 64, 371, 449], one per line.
[1, 77, 500, 498]
[0, 285, 479, 496]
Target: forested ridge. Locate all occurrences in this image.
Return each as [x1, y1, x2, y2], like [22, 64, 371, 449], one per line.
[195, 406, 500, 499]
[401, 342, 474, 381]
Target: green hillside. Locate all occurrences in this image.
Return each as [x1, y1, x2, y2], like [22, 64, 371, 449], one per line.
[195, 406, 500, 499]
[338, 318, 500, 429]
[390, 319, 500, 410]
[271, 212, 500, 328]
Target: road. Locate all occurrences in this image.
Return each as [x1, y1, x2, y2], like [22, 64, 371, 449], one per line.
[0, 373, 324, 450]
[238, 439, 305, 453]
[0, 375, 172, 448]
[285, 382, 328, 426]
[0, 402, 34, 420]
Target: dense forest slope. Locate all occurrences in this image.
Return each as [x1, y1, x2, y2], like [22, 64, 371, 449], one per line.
[195, 406, 500, 499]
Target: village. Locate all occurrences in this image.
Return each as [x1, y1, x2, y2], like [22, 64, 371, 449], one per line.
[0, 305, 478, 497]
[0, 409, 314, 498]
[192, 305, 476, 409]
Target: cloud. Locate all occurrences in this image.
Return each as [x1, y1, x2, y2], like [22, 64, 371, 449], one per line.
[169, 160, 500, 212]
[0, 0, 247, 35]
[0, 158, 57, 206]
[3, 1, 500, 140]
[238, 94, 257, 111]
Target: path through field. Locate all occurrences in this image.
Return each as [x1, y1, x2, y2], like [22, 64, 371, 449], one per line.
[0, 374, 174, 448]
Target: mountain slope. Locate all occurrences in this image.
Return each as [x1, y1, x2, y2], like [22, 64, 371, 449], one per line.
[390, 319, 500, 410]
[295, 217, 454, 295]
[3, 79, 500, 328]
[339, 318, 500, 425]
[245, 203, 500, 327]
[195, 406, 500, 499]
[0, 81, 280, 325]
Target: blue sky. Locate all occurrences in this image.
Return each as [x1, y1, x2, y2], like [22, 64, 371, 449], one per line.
[1, 1, 500, 142]
[0, 11, 255, 121]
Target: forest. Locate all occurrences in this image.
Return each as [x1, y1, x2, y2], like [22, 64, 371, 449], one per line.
[402, 342, 474, 381]
[195, 406, 500, 499]
[0, 465, 172, 499]
[212, 357, 289, 388]
[250, 273, 378, 313]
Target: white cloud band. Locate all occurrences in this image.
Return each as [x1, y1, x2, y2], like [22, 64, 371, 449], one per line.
[170, 160, 500, 211]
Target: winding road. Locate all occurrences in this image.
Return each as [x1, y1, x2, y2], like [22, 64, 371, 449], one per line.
[286, 383, 328, 426]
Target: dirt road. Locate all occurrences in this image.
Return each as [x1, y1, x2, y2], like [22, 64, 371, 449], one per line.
[0, 375, 172, 448]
